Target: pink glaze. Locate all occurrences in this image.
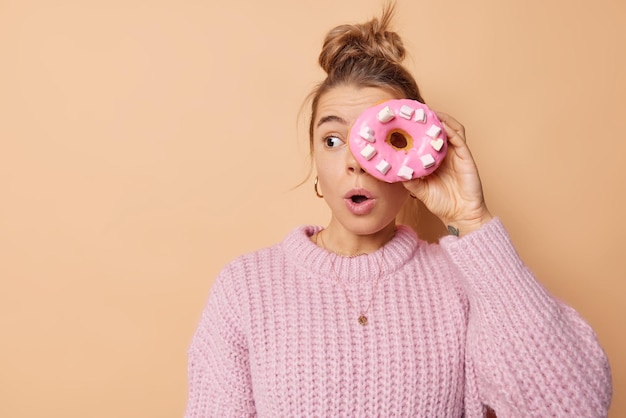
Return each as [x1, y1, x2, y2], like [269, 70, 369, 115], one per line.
[348, 99, 448, 183]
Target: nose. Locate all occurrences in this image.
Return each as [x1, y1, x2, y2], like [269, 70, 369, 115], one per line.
[345, 148, 366, 174]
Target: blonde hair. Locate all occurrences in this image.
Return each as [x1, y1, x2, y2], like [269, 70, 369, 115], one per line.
[306, 3, 445, 240]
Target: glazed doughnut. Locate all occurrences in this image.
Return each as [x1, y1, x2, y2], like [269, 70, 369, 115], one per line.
[348, 99, 448, 183]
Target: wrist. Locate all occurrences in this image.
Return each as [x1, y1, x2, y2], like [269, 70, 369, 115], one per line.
[446, 211, 493, 238]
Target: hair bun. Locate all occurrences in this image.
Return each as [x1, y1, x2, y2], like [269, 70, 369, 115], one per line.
[318, 6, 406, 75]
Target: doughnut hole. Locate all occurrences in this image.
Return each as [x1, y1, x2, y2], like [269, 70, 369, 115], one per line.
[386, 129, 413, 153]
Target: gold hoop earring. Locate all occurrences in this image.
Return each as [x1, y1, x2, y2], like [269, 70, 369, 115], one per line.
[314, 176, 324, 198]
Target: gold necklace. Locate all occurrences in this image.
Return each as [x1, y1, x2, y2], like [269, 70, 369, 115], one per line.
[317, 231, 386, 326]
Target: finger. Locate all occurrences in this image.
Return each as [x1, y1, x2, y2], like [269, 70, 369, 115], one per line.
[436, 113, 467, 149]
[439, 120, 476, 162]
[436, 111, 465, 137]
[441, 121, 467, 148]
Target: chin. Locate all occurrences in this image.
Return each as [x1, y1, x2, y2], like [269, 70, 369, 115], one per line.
[340, 215, 396, 237]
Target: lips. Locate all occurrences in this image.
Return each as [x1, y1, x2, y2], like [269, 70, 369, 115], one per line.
[344, 188, 376, 215]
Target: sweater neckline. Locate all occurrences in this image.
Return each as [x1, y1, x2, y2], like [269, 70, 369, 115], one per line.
[282, 225, 420, 283]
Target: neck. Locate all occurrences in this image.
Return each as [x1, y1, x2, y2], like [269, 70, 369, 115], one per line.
[317, 220, 397, 256]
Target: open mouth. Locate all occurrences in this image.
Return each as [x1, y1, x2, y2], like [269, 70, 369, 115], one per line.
[344, 189, 375, 215]
[350, 195, 369, 204]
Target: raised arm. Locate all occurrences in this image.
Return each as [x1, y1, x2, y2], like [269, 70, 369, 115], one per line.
[405, 112, 611, 416]
[441, 220, 612, 417]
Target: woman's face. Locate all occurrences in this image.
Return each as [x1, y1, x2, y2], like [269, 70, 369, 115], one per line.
[313, 84, 410, 237]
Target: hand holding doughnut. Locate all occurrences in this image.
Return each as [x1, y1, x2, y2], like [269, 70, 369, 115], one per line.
[348, 99, 448, 183]
[405, 111, 493, 236]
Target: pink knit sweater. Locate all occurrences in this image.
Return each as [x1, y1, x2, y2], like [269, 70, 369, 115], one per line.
[185, 219, 611, 417]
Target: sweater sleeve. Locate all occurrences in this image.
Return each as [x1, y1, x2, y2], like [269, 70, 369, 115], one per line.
[184, 265, 255, 418]
[439, 218, 612, 418]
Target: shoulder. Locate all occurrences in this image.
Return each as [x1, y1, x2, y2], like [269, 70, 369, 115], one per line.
[395, 224, 447, 261]
[205, 226, 320, 321]
[381, 225, 454, 277]
[215, 225, 320, 286]
[394, 225, 469, 308]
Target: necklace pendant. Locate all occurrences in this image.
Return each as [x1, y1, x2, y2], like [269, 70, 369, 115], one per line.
[358, 315, 368, 326]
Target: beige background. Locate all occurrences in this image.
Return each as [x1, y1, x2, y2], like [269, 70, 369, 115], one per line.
[1, 0, 624, 416]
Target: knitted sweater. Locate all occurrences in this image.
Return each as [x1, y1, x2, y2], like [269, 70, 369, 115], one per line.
[185, 219, 612, 417]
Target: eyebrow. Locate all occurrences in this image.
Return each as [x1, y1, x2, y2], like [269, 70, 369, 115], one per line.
[316, 114, 347, 128]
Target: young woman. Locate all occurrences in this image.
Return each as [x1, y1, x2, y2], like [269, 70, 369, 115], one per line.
[185, 6, 612, 417]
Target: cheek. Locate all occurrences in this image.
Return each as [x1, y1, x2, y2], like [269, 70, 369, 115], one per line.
[313, 151, 332, 182]
[315, 161, 339, 188]
[314, 148, 340, 175]
[383, 183, 411, 206]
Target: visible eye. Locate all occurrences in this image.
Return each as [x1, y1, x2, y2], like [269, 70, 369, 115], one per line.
[324, 135, 344, 148]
